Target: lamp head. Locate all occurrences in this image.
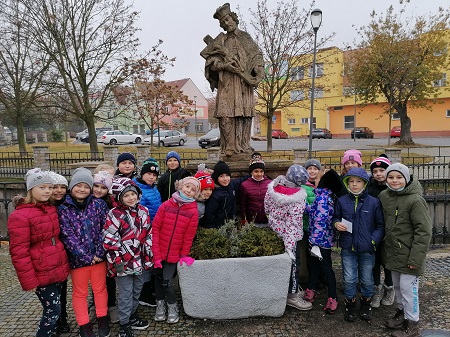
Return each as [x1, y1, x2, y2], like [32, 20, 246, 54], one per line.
[311, 8, 322, 32]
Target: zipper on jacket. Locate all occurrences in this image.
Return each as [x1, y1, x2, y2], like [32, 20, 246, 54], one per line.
[165, 206, 181, 261]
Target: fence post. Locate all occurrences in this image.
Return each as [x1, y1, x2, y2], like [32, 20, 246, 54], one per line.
[384, 148, 402, 163]
[103, 146, 119, 166]
[32, 146, 50, 171]
[136, 145, 151, 167]
[292, 148, 308, 164]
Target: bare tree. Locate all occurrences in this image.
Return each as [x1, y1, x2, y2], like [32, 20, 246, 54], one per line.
[20, 0, 171, 153]
[346, 5, 450, 145]
[244, 0, 335, 151]
[0, 0, 52, 153]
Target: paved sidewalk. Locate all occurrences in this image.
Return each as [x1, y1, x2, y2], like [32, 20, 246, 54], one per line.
[1, 244, 449, 337]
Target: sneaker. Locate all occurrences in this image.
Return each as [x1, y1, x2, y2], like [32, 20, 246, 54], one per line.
[97, 316, 110, 337]
[107, 306, 119, 324]
[297, 287, 305, 299]
[371, 284, 384, 308]
[167, 303, 179, 324]
[118, 323, 133, 337]
[139, 295, 156, 307]
[129, 314, 149, 330]
[303, 288, 317, 303]
[324, 297, 338, 314]
[79, 322, 95, 337]
[386, 308, 405, 329]
[286, 296, 312, 311]
[381, 284, 395, 306]
[154, 300, 166, 322]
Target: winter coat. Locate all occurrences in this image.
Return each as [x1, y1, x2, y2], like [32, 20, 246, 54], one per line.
[264, 176, 307, 254]
[58, 195, 109, 269]
[239, 176, 271, 224]
[301, 183, 316, 232]
[308, 188, 337, 249]
[103, 204, 153, 277]
[333, 189, 385, 253]
[133, 177, 161, 219]
[7, 201, 70, 290]
[152, 197, 199, 263]
[379, 178, 431, 276]
[201, 176, 247, 229]
[367, 176, 387, 198]
[157, 167, 191, 202]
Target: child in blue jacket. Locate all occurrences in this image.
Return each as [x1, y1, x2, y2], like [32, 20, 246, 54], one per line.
[333, 167, 384, 322]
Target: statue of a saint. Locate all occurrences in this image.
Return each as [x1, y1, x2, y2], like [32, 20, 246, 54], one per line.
[201, 3, 264, 159]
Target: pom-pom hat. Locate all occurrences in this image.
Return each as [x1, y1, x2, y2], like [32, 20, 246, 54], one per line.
[370, 154, 391, 172]
[248, 152, 265, 173]
[342, 149, 362, 166]
[26, 168, 54, 191]
[194, 171, 215, 191]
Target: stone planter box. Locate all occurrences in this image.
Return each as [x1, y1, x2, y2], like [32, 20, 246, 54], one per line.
[177, 253, 291, 319]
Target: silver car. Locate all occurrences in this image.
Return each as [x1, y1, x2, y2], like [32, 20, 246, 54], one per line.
[144, 130, 187, 147]
[97, 130, 142, 145]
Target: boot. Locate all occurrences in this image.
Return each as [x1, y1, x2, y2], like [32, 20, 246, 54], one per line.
[386, 308, 405, 329]
[382, 284, 396, 306]
[118, 322, 134, 337]
[391, 320, 420, 337]
[167, 303, 179, 324]
[154, 300, 166, 322]
[79, 322, 96, 337]
[359, 296, 372, 320]
[56, 313, 70, 333]
[344, 298, 357, 322]
[371, 284, 384, 308]
[97, 315, 110, 337]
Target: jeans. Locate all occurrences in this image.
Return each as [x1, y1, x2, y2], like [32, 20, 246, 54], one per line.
[35, 282, 62, 337]
[341, 249, 375, 299]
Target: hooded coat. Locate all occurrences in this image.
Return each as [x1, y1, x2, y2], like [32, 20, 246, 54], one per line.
[378, 178, 431, 276]
[239, 176, 271, 224]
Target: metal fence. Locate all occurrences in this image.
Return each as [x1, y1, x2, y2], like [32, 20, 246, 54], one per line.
[48, 152, 104, 176]
[0, 152, 34, 178]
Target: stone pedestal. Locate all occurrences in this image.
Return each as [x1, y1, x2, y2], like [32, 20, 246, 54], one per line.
[385, 148, 402, 163]
[67, 161, 109, 175]
[32, 146, 50, 171]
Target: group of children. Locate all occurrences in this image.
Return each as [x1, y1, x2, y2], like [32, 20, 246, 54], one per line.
[7, 148, 431, 337]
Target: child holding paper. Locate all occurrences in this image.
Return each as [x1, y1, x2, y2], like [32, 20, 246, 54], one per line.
[333, 167, 384, 323]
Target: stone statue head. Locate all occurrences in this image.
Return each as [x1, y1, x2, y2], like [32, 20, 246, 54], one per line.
[214, 3, 239, 31]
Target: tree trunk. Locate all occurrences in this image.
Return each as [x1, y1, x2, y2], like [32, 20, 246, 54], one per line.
[86, 117, 99, 153]
[266, 109, 274, 152]
[16, 115, 27, 155]
[395, 104, 414, 145]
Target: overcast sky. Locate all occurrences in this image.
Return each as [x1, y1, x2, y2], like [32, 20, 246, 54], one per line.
[133, 0, 449, 97]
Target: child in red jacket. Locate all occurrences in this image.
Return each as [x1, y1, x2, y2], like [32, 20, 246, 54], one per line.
[8, 168, 70, 337]
[152, 176, 200, 324]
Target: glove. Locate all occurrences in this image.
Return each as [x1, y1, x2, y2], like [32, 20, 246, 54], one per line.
[179, 256, 195, 266]
[153, 259, 163, 268]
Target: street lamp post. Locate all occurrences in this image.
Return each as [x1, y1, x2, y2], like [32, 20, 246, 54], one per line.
[308, 8, 322, 159]
[194, 95, 198, 140]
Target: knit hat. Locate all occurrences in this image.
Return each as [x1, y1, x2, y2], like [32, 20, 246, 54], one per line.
[140, 158, 160, 177]
[93, 170, 113, 190]
[117, 152, 136, 166]
[69, 167, 94, 191]
[342, 149, 363, 166]
[25, 168, 54, 191]
[166, 151, 181, 164]
[48, 171, 68, 187]
[212, 160, 231, 183]
[317, 169, 342, 194]
[385, 163, 411, 184]
[286, 164, 309, 187]
[370, 154, 391, 172]
[111, 177, 142, 203]
[194, 167, 215, 191]
[175, 176, 201, 198]
[304, 159, 322, 170]
[248, 152, 265, 173]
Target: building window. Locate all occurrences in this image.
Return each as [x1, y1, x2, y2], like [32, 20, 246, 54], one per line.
[290, 66, 304, 81]
[344, 115, 355, 129]
[300, 117, 316, 127]
[288, 118, 296, 125]
[433, 73, 446, 87]
[196, 123, 203, 132]
[308, 88, 323, 98]
[309, 63, 324, 77]
[446, 110, 450, 117]
[334, 106, 343, 110]
[391, 113, 400, 120]
[290, 90, 304, 101]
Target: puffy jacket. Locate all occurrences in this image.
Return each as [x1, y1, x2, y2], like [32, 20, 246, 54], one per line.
[333, 189, 385, 253]
[239, 176, 271, 224]
[58, 195, 109, 269]
[157, 167, 191, 202]
[8, 201, 70, 290]
[301, 183, 316, 232]
[133, 177, 161, 219]
[308, 188, 337, 249]
[379, 178, 431, 276]
[103, 204, 153, 277]
[152, 197, 199, 263]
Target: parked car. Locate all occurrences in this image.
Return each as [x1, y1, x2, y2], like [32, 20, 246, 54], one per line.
[198, 128, 220, 148]
[351, 127, 374, 139]
[311, 128, 332, 139]
[143, 130, 187, 147]
[76, 127, 112, 143]
[98, 130, 142, 145]
[272, 129, 289, 139]
[390, 126, 401, 138]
